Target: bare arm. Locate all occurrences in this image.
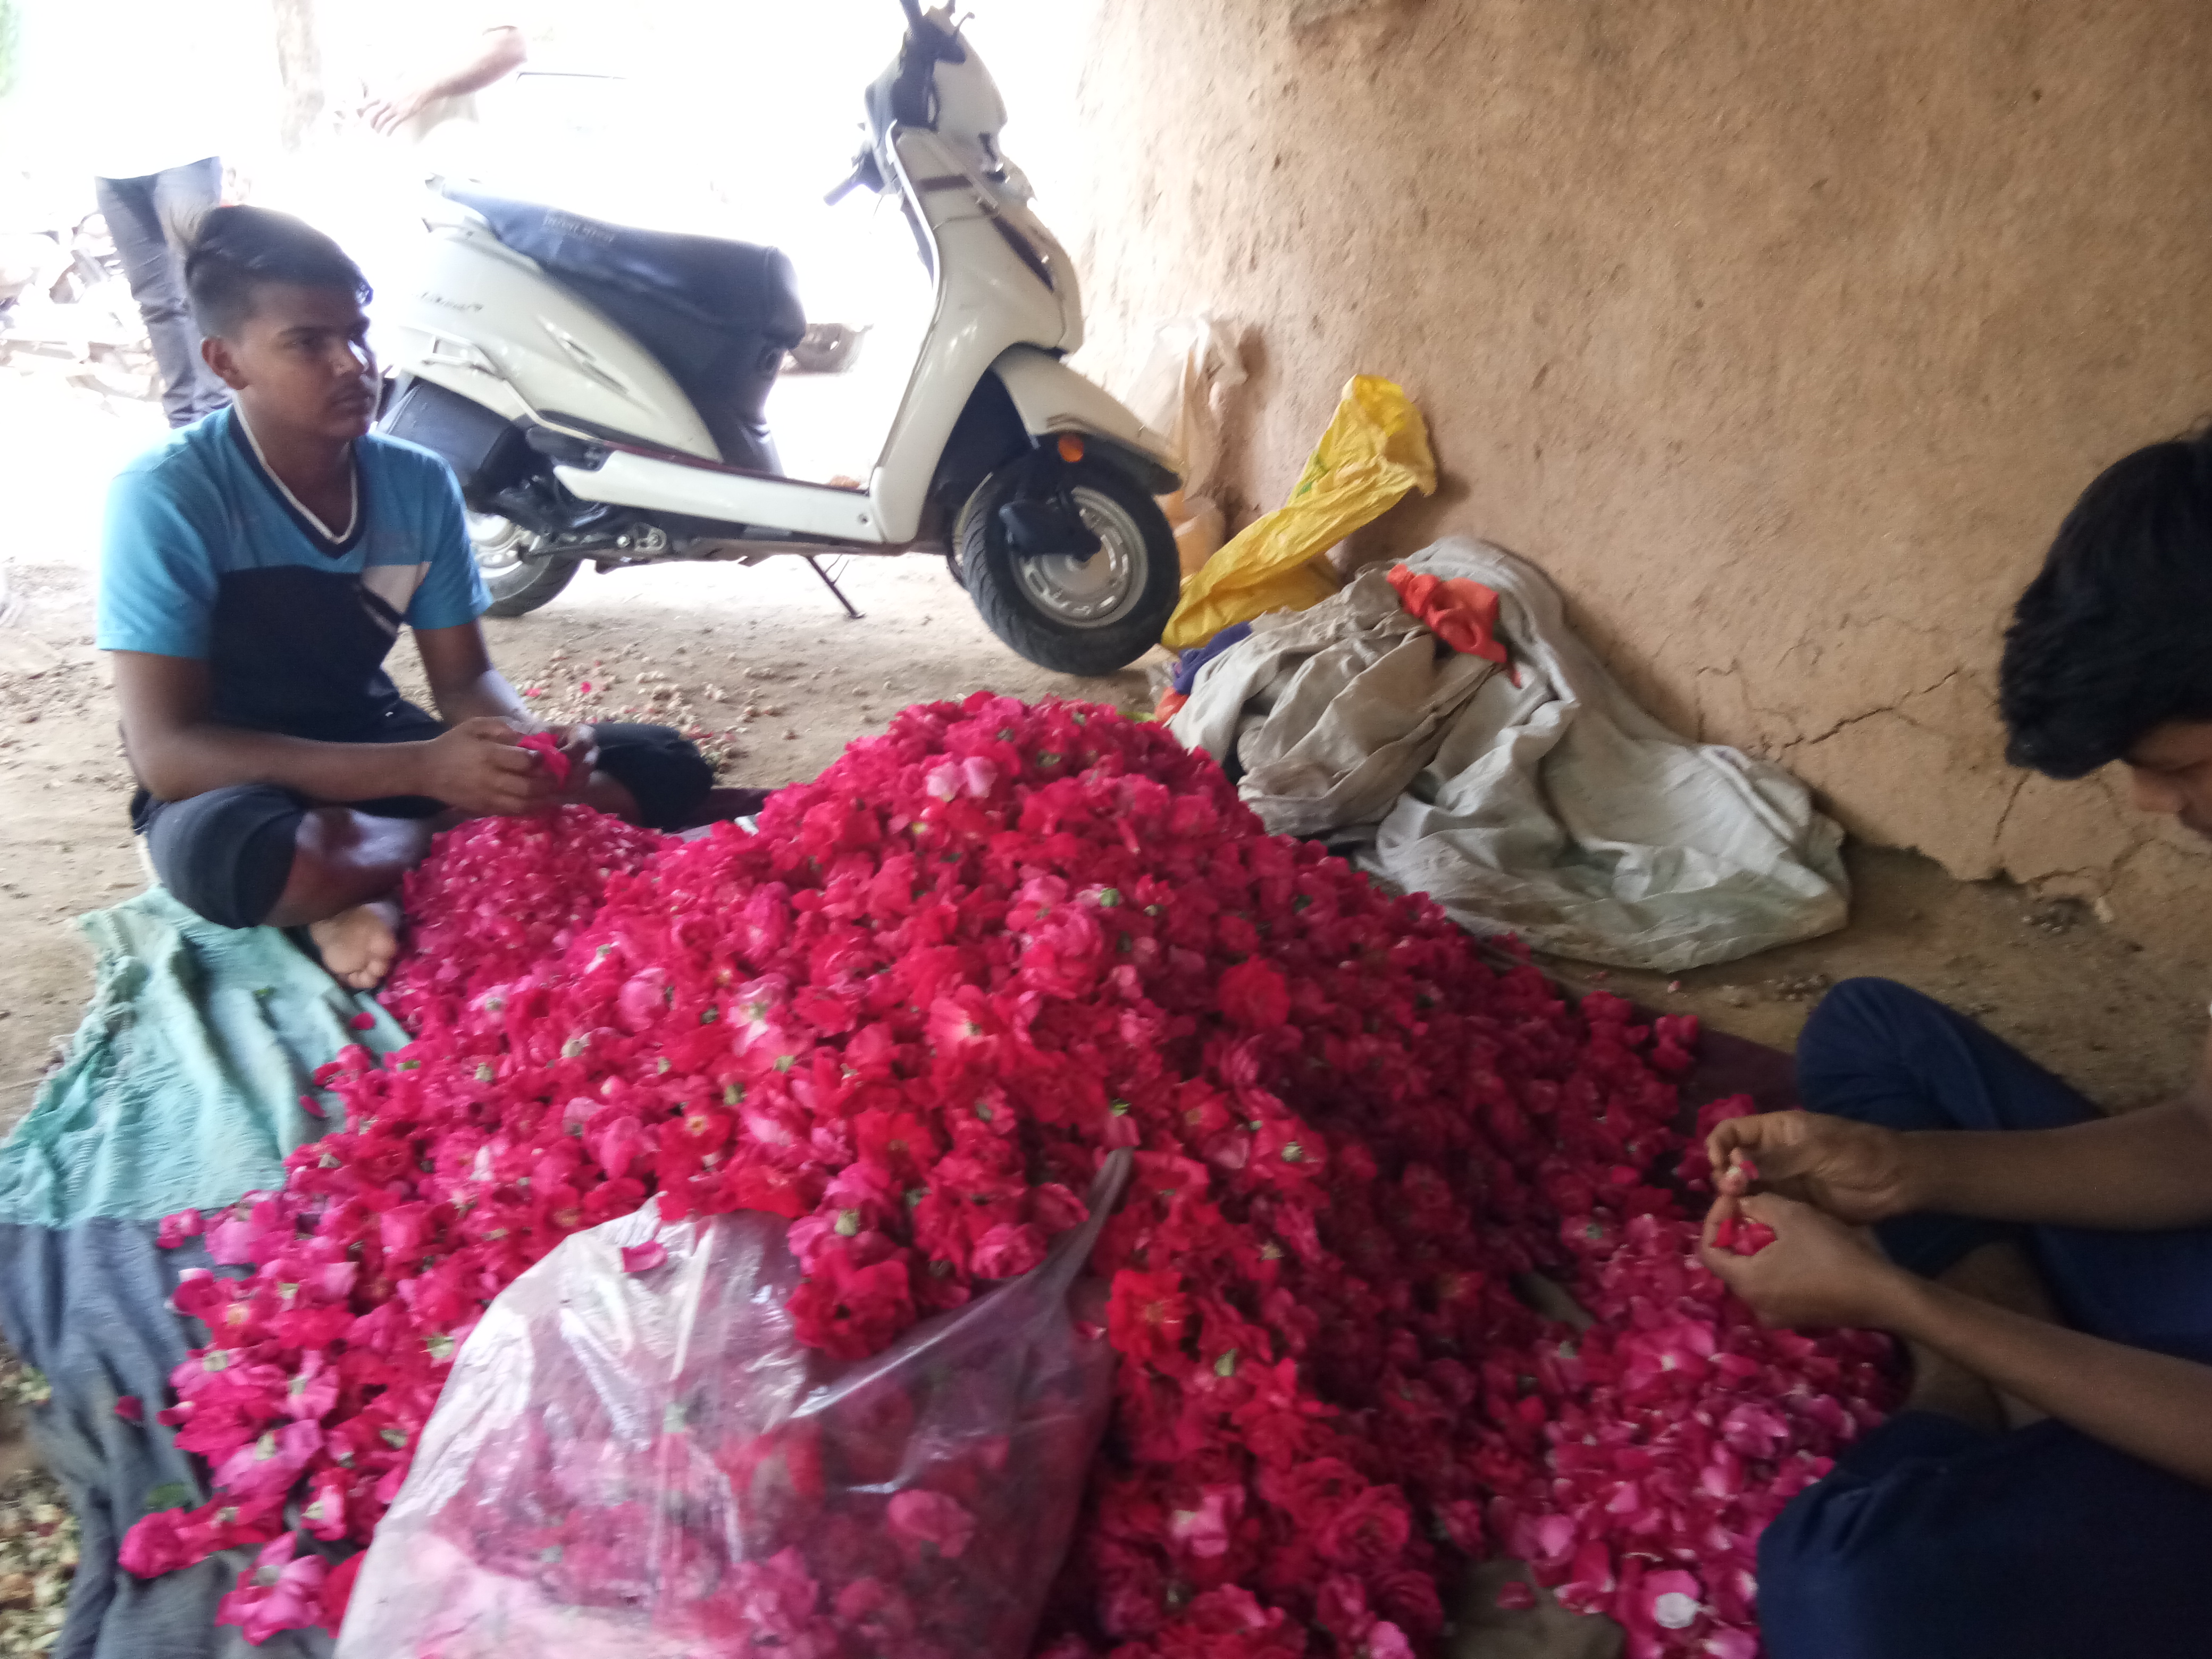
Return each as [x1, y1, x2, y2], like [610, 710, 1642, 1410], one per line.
[1909, 1059, 2212, 1229]
[413, 621, 527, 726]
[1705, 1192, 2212, 1490]
[114, 650, 548, 816]
[1892, 1274, 2212, 1486]
[115, 651, 428, 804]
[365, 27, 528, 136]
[1708, 1031, 2212, 1233]
[413, 622, 598, 789]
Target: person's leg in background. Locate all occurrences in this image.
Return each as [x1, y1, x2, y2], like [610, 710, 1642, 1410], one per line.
[147, 158, 232, 421]
[94, 157, 229, 428]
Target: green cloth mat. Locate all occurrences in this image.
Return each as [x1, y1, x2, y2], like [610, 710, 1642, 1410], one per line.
[0, 890, 406, 1229]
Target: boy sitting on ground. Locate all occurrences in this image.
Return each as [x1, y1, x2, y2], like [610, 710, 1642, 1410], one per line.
[1703, 432, 2212, 1657]
[98, 205, 719, 990]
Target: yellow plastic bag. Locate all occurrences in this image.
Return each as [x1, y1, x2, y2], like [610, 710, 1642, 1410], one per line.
[1161, 374, 1436, 651]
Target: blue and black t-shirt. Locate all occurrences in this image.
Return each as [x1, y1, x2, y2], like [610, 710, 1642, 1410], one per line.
[96, 406, 490, 743]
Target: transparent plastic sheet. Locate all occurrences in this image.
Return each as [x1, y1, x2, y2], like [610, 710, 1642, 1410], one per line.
[336, 1152, 1133, 1658]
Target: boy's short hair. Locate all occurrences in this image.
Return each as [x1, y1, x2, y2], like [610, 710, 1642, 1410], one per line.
[2000, 432, 2212, 778]
[181, 205, 372, 339]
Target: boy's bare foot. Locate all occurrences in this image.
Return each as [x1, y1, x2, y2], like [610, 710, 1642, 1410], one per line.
[308, 899, 400, 992]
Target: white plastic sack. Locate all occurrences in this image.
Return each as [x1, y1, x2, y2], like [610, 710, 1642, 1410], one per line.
[1124, 316, 1246, 575]
[1168, 565, 1497, 839]
[1170, 539, 1849, 971]
[1122, 315, 1246, 500]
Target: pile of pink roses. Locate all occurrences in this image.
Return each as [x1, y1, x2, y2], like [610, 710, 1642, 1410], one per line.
[121, 695, 1892, 1657]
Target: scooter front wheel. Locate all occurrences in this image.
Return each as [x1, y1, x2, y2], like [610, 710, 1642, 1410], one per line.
[470, 512, 581, 619]
[956, 459, 1179, 677]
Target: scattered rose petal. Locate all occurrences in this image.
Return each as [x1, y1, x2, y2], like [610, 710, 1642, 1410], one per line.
[621, 1241, 669, 1274]
[515, 730, 573, 789]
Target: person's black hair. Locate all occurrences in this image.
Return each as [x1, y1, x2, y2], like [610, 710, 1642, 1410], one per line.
[2000, 432, 2212, 778]
[181, 205, 372, 339]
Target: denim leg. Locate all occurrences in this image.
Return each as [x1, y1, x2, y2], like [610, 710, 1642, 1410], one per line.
[148, 160, 228, 420]
[96, 158, 226, 426]
[1797, 977, 2212, 1355]
[1758, 1407, 2212, 1659]
[1796, 978, 2088, 1278]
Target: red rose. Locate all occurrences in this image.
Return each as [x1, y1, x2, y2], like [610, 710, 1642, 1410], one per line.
[1216, 959, 1291, 1030]
[1313, 1486, 1414, 1574]
[1107, 1269, 1193, 1369]
[789, 1251, 915, 1361]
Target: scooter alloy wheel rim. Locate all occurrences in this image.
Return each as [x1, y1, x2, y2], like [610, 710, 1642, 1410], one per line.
[467, 512, 540, 575]
[1016, 486, 1146, 629]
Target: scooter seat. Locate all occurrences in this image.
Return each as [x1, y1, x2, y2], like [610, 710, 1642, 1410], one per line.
[444, 189, 805, 472]
[447, 190, 803, 341]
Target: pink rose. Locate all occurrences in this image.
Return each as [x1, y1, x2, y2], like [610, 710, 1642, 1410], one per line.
[886, 1489, 976, 1560]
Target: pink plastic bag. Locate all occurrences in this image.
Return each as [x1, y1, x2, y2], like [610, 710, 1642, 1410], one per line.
[335, 1152, 1132, 1657]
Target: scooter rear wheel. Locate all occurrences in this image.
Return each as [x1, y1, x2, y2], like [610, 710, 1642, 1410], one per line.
[470, 512, 581, 619]
[957, 459, 1178, 677]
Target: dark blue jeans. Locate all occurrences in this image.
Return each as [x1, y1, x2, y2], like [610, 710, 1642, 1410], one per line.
[1758, 978, 2212, 1659]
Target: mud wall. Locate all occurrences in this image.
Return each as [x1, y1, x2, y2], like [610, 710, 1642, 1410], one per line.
[1033, 0, 2212, 964]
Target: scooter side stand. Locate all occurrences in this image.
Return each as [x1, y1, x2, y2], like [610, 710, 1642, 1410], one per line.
[802, 554, 864, 621]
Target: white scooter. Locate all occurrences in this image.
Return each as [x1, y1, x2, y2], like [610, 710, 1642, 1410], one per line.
[375, 0, 1182, 676]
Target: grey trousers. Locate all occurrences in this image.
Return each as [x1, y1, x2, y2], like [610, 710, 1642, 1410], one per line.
[93, 158, 231, 428]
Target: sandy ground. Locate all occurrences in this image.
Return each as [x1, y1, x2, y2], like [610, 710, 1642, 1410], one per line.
[3, 373, 2208, 1129]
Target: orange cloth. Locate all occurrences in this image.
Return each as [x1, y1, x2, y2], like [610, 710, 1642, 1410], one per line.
[1387, 565, 1510, 667]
